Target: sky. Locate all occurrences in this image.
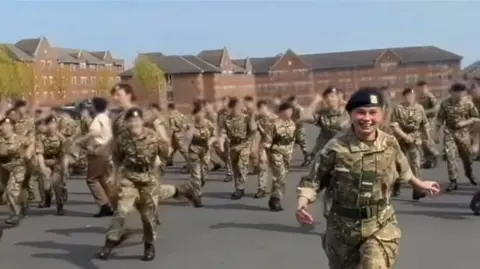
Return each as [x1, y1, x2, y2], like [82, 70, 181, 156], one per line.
[1, 1, 479, 68]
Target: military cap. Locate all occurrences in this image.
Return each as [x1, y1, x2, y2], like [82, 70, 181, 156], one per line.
[345, 87, 384, 112]
[322, 87, 337, 97]
[278, 102, 293, 111]
[192, 102, 204, 115]
[450, 83, 467, 92]
[402, 88, 414, 96]
[13, 100, 27, 109]
[125, 107, 143, 120]
[0, 117, 15, 125]
[44, 115, 57, 124]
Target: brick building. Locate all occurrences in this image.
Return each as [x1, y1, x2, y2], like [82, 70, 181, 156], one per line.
[121, 45, 462, 109]
[1, 36, 125, 105]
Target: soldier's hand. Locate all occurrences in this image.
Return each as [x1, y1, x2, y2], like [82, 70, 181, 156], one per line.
[297, 196, 309, 211]
[420, 180, 441, 196]
[313, 94, 323, 104]
[405, 135, 414, 144]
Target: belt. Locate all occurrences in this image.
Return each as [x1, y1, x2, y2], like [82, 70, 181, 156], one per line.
[332, 204, 385, 219]
[124, 165, 153, 173]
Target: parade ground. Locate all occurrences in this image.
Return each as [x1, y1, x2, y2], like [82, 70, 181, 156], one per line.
[1, 126, 479, 269]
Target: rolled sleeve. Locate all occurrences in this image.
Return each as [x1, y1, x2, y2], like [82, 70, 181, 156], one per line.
[394, 140, 414, 183]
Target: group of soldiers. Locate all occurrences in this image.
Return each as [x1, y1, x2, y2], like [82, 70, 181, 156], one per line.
[1, 79, 480, 267]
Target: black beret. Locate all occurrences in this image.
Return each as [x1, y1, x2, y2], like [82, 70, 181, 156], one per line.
[191, 103, 204, 115]
[278, 102, 293, 111]
[227, 97, 239, 108]
[125, 108, 143, 120]
[13, 100, 27, 109]
[322, 87, 337, 97]
[450, 83, 467, 92]
[44, 115, 57, 124]
[345, 87, 384, 112]
[0, 117, 15, 125]
[417, 81, 427, 87]
[402, 88, 414, 96]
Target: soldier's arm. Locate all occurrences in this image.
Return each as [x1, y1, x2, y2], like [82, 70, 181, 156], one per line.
[300, 95, 322, 122]
[393, 139, 414, 184]
[59, 135, 70, 177]
[390, 106, 411, 142]
[154, 120, 171, 145]
[424, 94, 439, 116]
[419, 106, 432, 141]
[247, 114, 257, 138]
[34, 139, 48, 173]
[297, 146, 335, 203]
[435, 102, 446, 132]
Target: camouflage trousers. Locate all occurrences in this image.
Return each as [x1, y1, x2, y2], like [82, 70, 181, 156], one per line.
[0, 166, 27, 217]
[257, 145, 270, 191]
[294, 125, 308, 154]
[268, 149, 292, 199]
[42, 162, 67, 205]
[310, 135, 330, 158]
[168, 133, 189, 165]
[214, 140, 232, 178]
[230, 145, 250, 190]
[188, 149, 210, 196]
[323, 217, 401, 269]
[443, 130, 473, 180]
[421, 118, 438, 161]
[399, 140, 423, 177]
[471, 122, 480, 158]
[107, 178, 160, 244]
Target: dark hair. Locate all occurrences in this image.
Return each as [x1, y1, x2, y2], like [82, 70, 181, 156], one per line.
[322, 87, 337, 97]
[44, 115, 57, 124]
[192, 103, 204, 115]
[13, 100, 27, 109]
[0, 117, 15, 125]
[417, 81, 427, 87]
[402, 88, 414, 96]
[286, 96, 296, 102]
[149, 103, 161, 111]
[167, 103, 175, 110]
[450, 83, 467, 92]
[124, 108, 143, 120]
[257, 100, 268, 108]
[278, 102, 293, 111]
[193, 98, 206, 107]
[110, 82, 136, 101]
[228, 97, 239, 108]
[244, 96, 254, 102]
[92, 97, 108, 113]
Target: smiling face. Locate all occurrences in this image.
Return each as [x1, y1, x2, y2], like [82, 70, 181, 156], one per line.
[350, 106, 383, 136]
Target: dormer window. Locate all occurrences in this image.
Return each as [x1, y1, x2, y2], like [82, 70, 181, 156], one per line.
[80, 62, 87, 69]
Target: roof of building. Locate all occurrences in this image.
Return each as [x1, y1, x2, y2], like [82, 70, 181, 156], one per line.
[0, 36, 124, 66]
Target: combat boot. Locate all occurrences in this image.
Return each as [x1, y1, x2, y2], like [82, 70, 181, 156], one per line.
[210, 162, 222, 172]
[300, 154, 311, 167]
[223, 175, 233, 182]
[44, 190, 53, 208]
[5, 215, 21, 226]
[469, 190, 480, 216]
[465, 170, 478, 186]
[142, 243, 155, 261]
[94, 204, 114, 218]
[412, 189, 426, 201]
[253, 189, 267, 199]
[56, 204, 65, 216]
[445, 179, 458, 192]
[268, 197, 284, 212]
[230, 189, 244, 200]
[392, 183, 401, 197]
[37, 197, 46, 208]
[97, 239, 117, 260]
[175, 185, 203, 207]
[0, 229, 3, 240]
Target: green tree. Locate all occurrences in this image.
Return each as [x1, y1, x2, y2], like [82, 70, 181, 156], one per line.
[0, 45, 35, 100]
[133, 55, 166, 105]
[96, 68, 116, 96]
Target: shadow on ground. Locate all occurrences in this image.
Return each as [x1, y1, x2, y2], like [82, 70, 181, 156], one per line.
[45, 226, 143, 237]
[209, 222, 323, 236]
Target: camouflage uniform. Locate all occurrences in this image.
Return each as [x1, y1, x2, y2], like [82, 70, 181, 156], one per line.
[205, 111, 223, 170]
[167, 110, 189, 166]
[35, 131, 68, 213]
[215, 108, 233, 180]
[436, 96, 479, 189]
[418, 93, 439, 165]
[13, 115, 36, 202]
[57, 113, 80, 171]
[145, 112, 168, 176]
[267, 118, 295, 210]
[0, 133, 29, 222]
[188, 119, 215, 196]
[292, 104, 309, 164]
[220, 112, 256, 197]
[77, 114, 92, 172]
[308, 108, 348, 158]
[297, 129, 412, 269]
[254, 113, 276, 197]
[470, 95, 480, 158]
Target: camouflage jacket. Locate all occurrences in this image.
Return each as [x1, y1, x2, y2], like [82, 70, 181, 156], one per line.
[269, 118, 296, 155]
[14, 115, 35, 142]
[436, 96, 479, 132]
[58, 114, 79, 138]
[220, 113, 256, 150]
[390, 103, 429, 142]
[189, 119, 215, 153]
[256, 113, 277, 148]
[418, 94, 438, 118]
[79, 115, 93, 135]
[35, 131, 67, 165]
[168, 110, 187, 134]
[0, 133, 29, 171]
[309, 108, 349, 140]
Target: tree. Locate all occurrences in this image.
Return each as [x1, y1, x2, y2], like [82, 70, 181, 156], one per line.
[96, 68, 116, 96]
[133, 55, 166, 106]
[52, 66, 72, 100]
[0, 46, 35, 100]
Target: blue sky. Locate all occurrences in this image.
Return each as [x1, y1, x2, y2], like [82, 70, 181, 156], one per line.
[2, 1, 479, 67]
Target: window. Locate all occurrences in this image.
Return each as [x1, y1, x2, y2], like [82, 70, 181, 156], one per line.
[80, 62, 87, 69]
[90, 76, 96, 84]
[116, 76, 121, 82]
[405, 74, 419, 83]
[166, 75, 173, 86]
[108, 77, 114, 84]
[42, 76, 47, 85]
[49, 76, 53, 85]
[60, 63, 64, 68]
[80, 77, 87, 84]
[70, 64, 77, 71]
[89, 64, 97, 70]
[227, 70, 233, 74]
[47, 61, 52, 70]
[380, 62, 397, 71]
[380, 76, 397, 85]
[167, 90, 173, 101]
[106, 64, 112, 70]
[71, 76, 77, 84]
[40, 60, 46, 68]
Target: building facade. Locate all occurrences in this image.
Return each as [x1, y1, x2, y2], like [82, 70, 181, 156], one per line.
[1, 36, 125, 105]
[121, 45, 462, 109]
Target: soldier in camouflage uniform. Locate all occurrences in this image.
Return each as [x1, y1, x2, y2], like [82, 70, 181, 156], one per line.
[11, 100, 36, 203]
[144, 103, 169, 176]
[286, 96, 310, 166]
[416, 81, 439, 168]
[0, 116, 33, 225]
[297, 87, 440, 269]
[186, 103, 216, 206]
[252, 100, 276, 199]
[76, 105, 93, 172]
[54, 108, 80, 176]
[97, 108, 199, 261]
[216, 96, 233, 181]
[35, 115, 69, 215]
[203, 100, 223, 171]
[390, 88, 432, 200]
[266, 102, 296, 211]
[166, 103, 189, 169]
[469, 83, 480, 160]
[218, 97, 257, 200]
[436, 83, 479, 192]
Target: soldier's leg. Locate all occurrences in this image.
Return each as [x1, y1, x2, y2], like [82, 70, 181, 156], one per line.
[231, 147, 250, 200]
[248, 135, 260, 175]
[456, 135, 477, 185]
[360, 222, 401, 269]
[173, 134, 189, 171]
[51, 167, 67, 215]
[5, 167, 26, 226]
[86, 154, 114, 217]
[98, 179, 138, 260]
[188, 152, 203, 197]
[200, 152, 210, 190]
[137, 182, 159, 261]
[444, 134, 459, 192]
[156, 182, 201, 207]
[254, 146, 269, 198]
[296, 126, 310, 166]
[40, 167, 53, 208]
[268, 152, 287, 211]
[309, 135, 325, 160]
[223, 142, 233, 182]
[409, 143, 427, 200]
